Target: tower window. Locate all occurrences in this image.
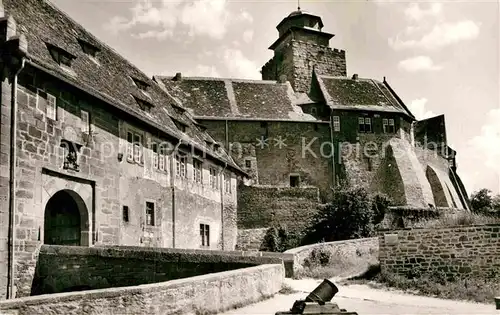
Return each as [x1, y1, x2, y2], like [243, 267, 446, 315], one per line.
[245, 159, 251, 168]
[290, 174, 300, 187]
[123, 206, 129, 223]
[145, 201, 155, 226]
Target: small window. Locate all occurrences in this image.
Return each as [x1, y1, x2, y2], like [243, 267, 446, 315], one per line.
[209, 167, 219, 189]
[310, 107, 317, 115]
[46, 43, 75, 67]
[123, 206, 129, 223]
[78, 39, 100, 58]
[245, 159, 251, 168]
[135, 98, 154, 112]
[358, 117, 372, 133]
[382, 118, 388, 133]
[37, 90, 57, 120]
[290, 174, 300, 187]
[175, 153, 187, 178]
[224, 173, 231, 194]
[388, 119, 395, 133]
[152, 142, 159, 169]
[131, 77, 149, 91]
[333, 116, 340, 132]
[173, 120, 187, 133]
[193, 159, 203, 183]
[126, 129, 143, 164]
[145, 201, 155, 226]
[81, 110, 90, 134]
[200, 224, 210, 248]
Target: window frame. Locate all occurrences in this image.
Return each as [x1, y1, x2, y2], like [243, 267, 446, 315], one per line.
[175, 153, 187, 178]
[193, 159, 203, 184]
[333, 116, 340, 132]
[81, 109, 90, 134]
[358, 117, 373, 133]
[224, 173, 231, 194]
[125, 127, 144, 164]
[145, 201, 155, 226]
[209, 167, 219, 190]
[200, 223, 210, 248]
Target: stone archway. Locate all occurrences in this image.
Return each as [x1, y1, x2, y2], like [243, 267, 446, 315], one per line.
[44, 189, 90, 246]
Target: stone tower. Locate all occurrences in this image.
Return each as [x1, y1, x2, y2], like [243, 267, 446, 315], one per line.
[261, 9, 347, 93]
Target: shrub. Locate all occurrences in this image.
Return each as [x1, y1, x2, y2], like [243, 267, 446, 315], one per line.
[261, 224, 295, 252]
[302, 187, 391, 244]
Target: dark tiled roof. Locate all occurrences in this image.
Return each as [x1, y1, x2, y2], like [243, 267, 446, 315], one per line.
[317, 75, 413, 116]
[3, 0, 240, 171]
[155, 76, 316, 121]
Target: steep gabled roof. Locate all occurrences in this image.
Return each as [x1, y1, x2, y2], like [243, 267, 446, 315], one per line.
[154, 76, 317, 121]
[315, 73, 415, 119]
[3, 0, 244, 174]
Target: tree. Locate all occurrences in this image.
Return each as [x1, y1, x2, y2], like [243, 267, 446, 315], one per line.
[470, 189, 493, 214]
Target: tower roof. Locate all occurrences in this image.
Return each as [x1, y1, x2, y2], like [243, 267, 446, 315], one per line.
[276, 9, 324, 32]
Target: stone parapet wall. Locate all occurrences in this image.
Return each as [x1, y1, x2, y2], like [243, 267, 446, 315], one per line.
[379, 224, 500, 279]
[0, 264, 284, 315]
[285, 237, 379, 278]
[30, 245, 285, 296]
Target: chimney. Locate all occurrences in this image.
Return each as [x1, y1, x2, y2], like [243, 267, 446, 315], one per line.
[278, 74, 287, 83]
[173, 72, 182, 81]
[352, 74, 358, 80]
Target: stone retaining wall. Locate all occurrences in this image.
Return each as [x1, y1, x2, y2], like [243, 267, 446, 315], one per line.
[0, 264, 284, 315]
[379, 224, 500, 279]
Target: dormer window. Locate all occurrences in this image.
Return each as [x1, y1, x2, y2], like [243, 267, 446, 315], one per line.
[172, 104, 186, 114]
[131, 77, 150, 91]
[77, 39, 100, 58]
[172, 119, 187, 133]
[132, 96, 154, 112]
[46, 43, 76, 68]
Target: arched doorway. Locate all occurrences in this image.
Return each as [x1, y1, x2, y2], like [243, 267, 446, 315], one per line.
[44, 189, 89, 246]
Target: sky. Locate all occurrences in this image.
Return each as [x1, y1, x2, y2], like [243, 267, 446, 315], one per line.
[51, 0, 499, 196]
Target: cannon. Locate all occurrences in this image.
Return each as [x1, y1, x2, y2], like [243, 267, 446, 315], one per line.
[276, 279, 358, 315]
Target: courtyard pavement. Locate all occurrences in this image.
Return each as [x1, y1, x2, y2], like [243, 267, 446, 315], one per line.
[220, 278, 498, 315]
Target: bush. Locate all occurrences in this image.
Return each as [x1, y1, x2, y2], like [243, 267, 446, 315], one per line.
[302, 187, 391, 244]
[261, 225, 298, 252]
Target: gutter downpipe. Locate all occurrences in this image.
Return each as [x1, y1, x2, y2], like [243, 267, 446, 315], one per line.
[170, 139, 182, 248]
[8, 57, 25, 300]
[329, 109, 336, 190]
[219, 161, 228, 250]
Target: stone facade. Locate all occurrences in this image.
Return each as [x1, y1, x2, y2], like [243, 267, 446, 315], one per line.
[0, 0, 244, 300]
[379, 224, 500, 279]
[237, 186, 320, 232]
[262, 39, 347, 94]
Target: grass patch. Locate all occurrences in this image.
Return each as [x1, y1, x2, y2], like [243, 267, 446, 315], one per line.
[294, 245, 379, 280]
[347, 266, 500, 304]
[279, 283, 299, 295]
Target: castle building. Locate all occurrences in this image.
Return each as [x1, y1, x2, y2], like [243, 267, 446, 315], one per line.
[156, 9, 471, 236]
[0, 0, 247, 299]
[0, 0, 472, 299]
